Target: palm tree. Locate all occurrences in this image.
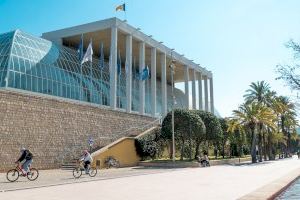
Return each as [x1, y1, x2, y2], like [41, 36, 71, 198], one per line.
[256, 104, 277, 161]
[243, 81, 272, 161]
[244, 81, 270, 104]
[231, 103, 260, 163]
[274, 96, 298, 157]
[231, 102, 277, 163]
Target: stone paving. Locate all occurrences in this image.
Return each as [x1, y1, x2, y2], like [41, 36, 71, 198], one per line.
[0, 167, 176, 192]
[0, 157, 300, 200]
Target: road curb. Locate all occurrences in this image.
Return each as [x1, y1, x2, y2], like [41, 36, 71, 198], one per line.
[238, 167, 300, 200]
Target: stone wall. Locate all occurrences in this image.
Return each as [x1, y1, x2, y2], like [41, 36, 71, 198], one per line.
[0, 89, 155, 171]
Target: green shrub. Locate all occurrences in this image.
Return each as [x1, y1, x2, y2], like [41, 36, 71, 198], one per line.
[135, 128, 162, 160]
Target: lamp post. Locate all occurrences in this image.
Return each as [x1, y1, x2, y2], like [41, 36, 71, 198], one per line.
[170, 49, 176, 162]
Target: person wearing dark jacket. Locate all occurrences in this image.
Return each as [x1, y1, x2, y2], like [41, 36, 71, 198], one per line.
[16, 147, 33, 174]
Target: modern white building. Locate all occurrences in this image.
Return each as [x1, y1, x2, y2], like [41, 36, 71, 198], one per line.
[0, 17, 214, 118]
[0, 17, 215, 170]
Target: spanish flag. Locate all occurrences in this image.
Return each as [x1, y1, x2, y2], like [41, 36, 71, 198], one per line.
[116, 3, 126, 11]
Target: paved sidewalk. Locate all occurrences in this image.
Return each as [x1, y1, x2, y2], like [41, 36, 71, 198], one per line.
[1, 157, 300, 200]
[0, 167, 176, 191]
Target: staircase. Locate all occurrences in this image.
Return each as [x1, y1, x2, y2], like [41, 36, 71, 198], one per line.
[60, 117, 162, 169]
[61, 159, 78, 171]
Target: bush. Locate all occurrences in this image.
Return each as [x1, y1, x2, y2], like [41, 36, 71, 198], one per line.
[135, 128, 162, 160]
[161, 109, 205, 160]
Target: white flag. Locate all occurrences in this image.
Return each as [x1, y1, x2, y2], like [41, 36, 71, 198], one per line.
[81, 41, 93, 65]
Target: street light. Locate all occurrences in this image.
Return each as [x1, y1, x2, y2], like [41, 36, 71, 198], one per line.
[169, 49, 176, 162]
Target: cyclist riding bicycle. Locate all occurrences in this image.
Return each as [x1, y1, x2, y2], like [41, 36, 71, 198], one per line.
[15, 147, 33, 175]
[79, 150, 93, 174]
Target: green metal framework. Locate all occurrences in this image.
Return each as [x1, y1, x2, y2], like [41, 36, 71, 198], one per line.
[0, 30, 186, 115]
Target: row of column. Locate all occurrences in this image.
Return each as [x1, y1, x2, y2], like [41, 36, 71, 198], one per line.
[110, 26, 167, 117]
[184, 66, 214, 113]
[110, 26, 214, 117]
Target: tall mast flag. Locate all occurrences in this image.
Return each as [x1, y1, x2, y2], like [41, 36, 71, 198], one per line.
[117, 50, 121, 75]
[99, 42, 104, 68]
[138, 66, 150, 81]
[77, 34, 84, 61]
[116, 3, 126, 11]
[125, 58, 129, 74]
[81, 39, 93, 65]
[143, 66, 150, 80]
[109, 55, 112, 70]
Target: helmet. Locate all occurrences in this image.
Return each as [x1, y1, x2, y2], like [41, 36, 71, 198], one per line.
[20, 147, 25, 152]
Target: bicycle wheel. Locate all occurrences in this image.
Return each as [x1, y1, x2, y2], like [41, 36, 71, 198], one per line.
[115, 161, 120, 168]
[6, 169, 19, 182]
[27, 168, 39, 181]
[89, 167, 97, 177]
[73, 168, 82, 178]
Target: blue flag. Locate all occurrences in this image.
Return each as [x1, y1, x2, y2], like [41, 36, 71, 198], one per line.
[137, 66, 149, 81]
[77, 34, 84, 61]
[117, 50, 121, 75]
[142, 66, 150, 80]
[99, 42, 104, 68]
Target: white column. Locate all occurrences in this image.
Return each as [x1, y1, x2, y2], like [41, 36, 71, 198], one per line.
[161, 52, 167, 116]
[191, 69, 196, 109]
[198, 72, 203, 110]
[151, 47, 156, 117]
[139, 42, 145, 115]
[126, 34, 132, 113]
[210, 76, 214, 114]
[110, 26, 118, 109]
[184, 66, 189, 109]
[204, 75, 209, 112]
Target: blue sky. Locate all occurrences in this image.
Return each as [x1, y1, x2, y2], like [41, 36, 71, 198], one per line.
[1, 0, 300, 117]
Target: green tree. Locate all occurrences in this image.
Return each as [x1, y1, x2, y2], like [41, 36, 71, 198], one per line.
[161, 109, 205, 160]
[219, 118, 230, 158]
[276, 40, 300, 91]
[244, 81, 271, 161]
[191, 110, 222, 158]
[244, 81, 270, 105]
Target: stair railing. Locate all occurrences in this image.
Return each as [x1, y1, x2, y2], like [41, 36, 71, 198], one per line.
[60, 117, 162, 164]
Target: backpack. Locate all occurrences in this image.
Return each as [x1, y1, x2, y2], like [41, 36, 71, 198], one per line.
[25, 150, 33, 160]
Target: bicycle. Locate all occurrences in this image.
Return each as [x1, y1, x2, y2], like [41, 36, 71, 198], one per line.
[72, 160, 97, 178]
[6, 164, 39, 182]
[104, 156, 120, 169]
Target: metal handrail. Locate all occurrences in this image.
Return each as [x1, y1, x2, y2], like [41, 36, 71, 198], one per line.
[60, 117, 162, 164]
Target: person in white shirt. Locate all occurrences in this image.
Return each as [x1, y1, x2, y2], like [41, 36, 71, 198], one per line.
[80, 150, 93, 174]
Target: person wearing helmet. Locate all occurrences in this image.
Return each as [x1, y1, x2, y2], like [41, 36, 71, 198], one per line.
[15, 147, 33, 175]
[79, 150, 93, 174]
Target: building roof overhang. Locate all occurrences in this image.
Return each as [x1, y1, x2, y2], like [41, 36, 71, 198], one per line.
[42, 17, 212, 81]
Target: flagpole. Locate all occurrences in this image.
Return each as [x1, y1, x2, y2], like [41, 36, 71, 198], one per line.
[80, 34, 83, 101]
[80, 63, 83, 101]
[100, 42, 103, 105]
[100, 65, 103, 105]
[90, 38, 93, 103]
[124, 2, 127, 21]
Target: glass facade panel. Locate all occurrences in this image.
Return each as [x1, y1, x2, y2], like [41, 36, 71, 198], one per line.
[0, 30, 186, 116]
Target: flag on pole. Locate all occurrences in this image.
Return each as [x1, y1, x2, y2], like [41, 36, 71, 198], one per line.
[125, 58, 129, 74]
[117, 50, 121, 75]
[77, 34, 84, 61]
[141, 66, 150, 80]
[99, 42, 104, 68]
[116, 3, 125, 11]
[81, 39, 93, 65]
[137, 66, 150, 81]
[109, 55, 112, 70]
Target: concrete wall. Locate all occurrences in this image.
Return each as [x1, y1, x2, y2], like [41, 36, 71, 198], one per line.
[92, 138, 140, 168]
[0, 89, 154, 171]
